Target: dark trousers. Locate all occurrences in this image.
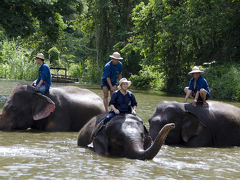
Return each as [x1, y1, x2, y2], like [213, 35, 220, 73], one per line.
[103, 111, 116, 124]
[103, 110, 143, 124]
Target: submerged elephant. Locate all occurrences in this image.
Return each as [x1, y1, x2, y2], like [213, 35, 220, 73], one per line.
[77, 113, 175, 160]
[0, 85, 105, 131]
[149, 101, 240, 147]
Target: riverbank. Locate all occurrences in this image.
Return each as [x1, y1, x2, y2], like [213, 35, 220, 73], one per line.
[1, 79, 240, 109]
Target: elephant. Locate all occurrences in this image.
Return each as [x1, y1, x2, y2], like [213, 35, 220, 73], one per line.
[149, 100, 240, 147]
[0, 85, 105, 131]
[77, 113, 175, 160]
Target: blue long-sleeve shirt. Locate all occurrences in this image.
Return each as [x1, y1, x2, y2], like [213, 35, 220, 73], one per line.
[101, 60, 122, 84]
[189, 76, 210, 94]
[36, 63, 52, 88]
[109, 90, 137, 113]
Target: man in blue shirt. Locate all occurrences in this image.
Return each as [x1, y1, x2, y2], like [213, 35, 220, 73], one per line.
[32, 53, 52, 95]
[101, 52, 123, 112]
[184, 66, 210, 107]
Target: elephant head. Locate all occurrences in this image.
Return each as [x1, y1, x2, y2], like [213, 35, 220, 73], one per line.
[0, 85, 55, 130]
[149, 101, 206, 146]
[78, 113, 175, 160]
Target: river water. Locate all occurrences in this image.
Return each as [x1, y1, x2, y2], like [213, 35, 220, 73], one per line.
[0, 80, 240, 179]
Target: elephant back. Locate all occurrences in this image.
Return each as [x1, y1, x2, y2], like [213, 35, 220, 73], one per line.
[185, 101, 240, 125]
[184, 103, 214, 127]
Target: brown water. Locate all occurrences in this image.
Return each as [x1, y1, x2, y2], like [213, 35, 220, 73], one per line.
[0, 80, 240, 179]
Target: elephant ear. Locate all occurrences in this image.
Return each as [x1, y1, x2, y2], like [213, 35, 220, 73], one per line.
[181, 112, 204, 143]
[32, 93, 56, 120]
[93, 130, 109, 155]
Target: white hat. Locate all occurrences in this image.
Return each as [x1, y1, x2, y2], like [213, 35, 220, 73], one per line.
[36, 53, 45, 60]
[109, 52, 123, 60]
[188, 66, 204, 75]
[118, 78, 131, 89]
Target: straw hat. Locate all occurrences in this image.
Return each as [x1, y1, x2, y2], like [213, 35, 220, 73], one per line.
[188, 66, 204, 75]
[36, 53, 45, 60]
[109, 52, 123, 60]
[118, 78, 131, 89]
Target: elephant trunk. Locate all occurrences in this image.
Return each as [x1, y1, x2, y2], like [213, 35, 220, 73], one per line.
[0, 112, 12, 130]
[130, 123, 175, 160]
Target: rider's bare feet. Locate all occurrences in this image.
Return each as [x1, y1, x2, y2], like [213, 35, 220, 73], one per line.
[192, 101, 197, 107]
[203, 102, 208, 107]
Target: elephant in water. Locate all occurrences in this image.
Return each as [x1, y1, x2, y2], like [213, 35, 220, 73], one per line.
[149, 101, 240, 147]
[0, 85, 105, 131]
[77, 113, 175, 160]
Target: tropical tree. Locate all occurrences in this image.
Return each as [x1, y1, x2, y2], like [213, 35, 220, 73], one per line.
[126, 0, 240, 92]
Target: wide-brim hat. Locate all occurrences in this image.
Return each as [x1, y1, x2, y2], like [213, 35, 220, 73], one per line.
[109, 52, 123, 60]
[188, 66, 204, 75]
[36, 53, 45, 60]
[118, 78, 131, 89]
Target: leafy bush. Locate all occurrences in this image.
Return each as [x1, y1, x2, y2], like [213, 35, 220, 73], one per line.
[48, 47, 60, 66]
[174, 73, 192, 95]
[83, 58, 101, 83]
[204, 63, 240, 100]
[129, 65, 165, 90]
[0, 39, 38, 80]
[68, 62, 82, 81]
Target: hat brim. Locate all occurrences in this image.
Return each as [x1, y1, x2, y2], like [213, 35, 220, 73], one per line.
[36, 56, 44, 60]
[188, 71, 204, 75]
[110, 55, 123, 60]
[118, 81, 131, 89]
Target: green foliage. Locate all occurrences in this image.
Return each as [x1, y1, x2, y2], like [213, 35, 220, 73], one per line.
[0, 0, 83, 63]
[204, 63, 240, 101]
[0, 0, 240, 103]
[0, 0, 83, 42]
[68, 62, 82, 81]
[61, 54, 76, 69]
[0, 39, 38, 80]
[119, 41, 142, 78]
[130, 65, 165, 90]
[77, 0, 147, 82]
[83, 58, 101, 83]
[125, 0, 240, 93]
[48, 47, 60, 66]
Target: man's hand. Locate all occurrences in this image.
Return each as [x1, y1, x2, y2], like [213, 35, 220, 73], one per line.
[114, 109, 120, 114]
[192, 100, 197, 107]
[35, 80, 43, 90]
[110, 86, 115, 92]
[132, 109, 136, 115]
[35, 85, 40, 90]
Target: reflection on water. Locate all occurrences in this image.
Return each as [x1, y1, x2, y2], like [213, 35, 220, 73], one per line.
[0, 79, 240, 179]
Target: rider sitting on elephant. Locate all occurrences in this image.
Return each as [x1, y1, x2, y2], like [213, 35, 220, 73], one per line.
[32, 53, 52, 95]
[184, 66, 210, 107]
[103, 78, 139, 124]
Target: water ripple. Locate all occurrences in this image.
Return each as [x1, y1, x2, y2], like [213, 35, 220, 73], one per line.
[0, 81, 240, 179]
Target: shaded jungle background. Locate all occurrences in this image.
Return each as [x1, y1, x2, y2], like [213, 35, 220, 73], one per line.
[0, 0, 240, 100]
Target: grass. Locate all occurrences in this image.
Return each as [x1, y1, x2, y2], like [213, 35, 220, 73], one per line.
[0, 39, 38, 80]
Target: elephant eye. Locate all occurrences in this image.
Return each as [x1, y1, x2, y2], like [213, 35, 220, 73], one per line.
[11, 106, 17, 111]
